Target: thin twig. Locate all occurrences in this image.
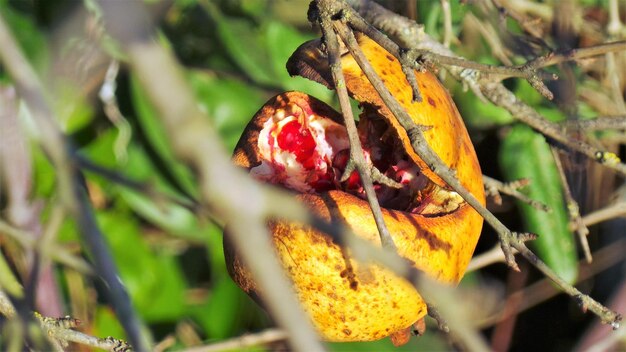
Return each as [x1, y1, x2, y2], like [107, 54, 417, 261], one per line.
[523, 41, 626, 69]
[550, 147, 592, 263]
[478, 237, 626, 328]
[75, 154, 199, 213]
[467, 244, 519, 272]
[36, 312, 131, 352]
[483, 175, 551, 213]
[318, 3, 397, 251]
[99, 60, 131, 163]
[0, 220, 92, 275]
[426, 302, 450, 333]
[490, 0, 545, 42]
[0, 291, 129, 351]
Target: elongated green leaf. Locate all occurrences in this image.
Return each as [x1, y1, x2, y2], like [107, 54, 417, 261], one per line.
[203, 1, 275, 87]
[98, 210, 187, 321]
[499, 124, 578, 284]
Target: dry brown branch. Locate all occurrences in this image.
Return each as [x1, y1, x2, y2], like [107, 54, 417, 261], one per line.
[340, 0, 621, 329]
[318, 4, 397, 251]
[483, 175, 551, 212]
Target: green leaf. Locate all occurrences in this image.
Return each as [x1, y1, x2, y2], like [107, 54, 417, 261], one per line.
[98, 210, 187, 321]
[188, 70, 265, 151]
[203, 1, 276, 87]
[454, 88, 514, 128]
[0, 0, 48, 74]
[54, 83, 95, 133]
[192, 278, 254, 339]
[499, 124, 578, 284]
[94, 306, 127, 341]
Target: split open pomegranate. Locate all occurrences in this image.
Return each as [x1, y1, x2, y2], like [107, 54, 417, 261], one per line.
[249, 96, 463, 217]
[225, 34, 485, 344]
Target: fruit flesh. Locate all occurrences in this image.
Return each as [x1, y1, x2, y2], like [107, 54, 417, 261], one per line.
[249, 98, 462, 216]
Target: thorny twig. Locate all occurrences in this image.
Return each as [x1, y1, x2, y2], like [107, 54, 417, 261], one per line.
[328, 0, 622, 328]
[483, 175, 551, 212]
[0, 291, 130, 351]
[467, 244, 518, 272]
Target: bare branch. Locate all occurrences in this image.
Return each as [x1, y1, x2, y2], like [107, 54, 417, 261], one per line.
[483, 175, 551, 213]
[340, 0, 622, 329]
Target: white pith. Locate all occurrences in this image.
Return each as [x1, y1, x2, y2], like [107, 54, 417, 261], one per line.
[250, 107, 349, 193]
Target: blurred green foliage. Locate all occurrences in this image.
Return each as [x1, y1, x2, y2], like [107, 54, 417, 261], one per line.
[2, 0, 610, 350]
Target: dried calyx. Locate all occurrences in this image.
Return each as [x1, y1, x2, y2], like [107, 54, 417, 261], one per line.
[251, 98, 464, 216]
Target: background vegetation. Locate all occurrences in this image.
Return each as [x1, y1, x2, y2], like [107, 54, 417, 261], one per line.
[0, 0, 625, 351]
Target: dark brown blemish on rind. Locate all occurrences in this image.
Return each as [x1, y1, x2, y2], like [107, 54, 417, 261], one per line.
[385, 54, 395, 62]
[343, 329, 352, 336]
[427, 96, 436, 108]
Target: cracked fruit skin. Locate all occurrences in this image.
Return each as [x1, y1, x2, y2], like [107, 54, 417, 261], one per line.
[225, 35, 485, 344]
